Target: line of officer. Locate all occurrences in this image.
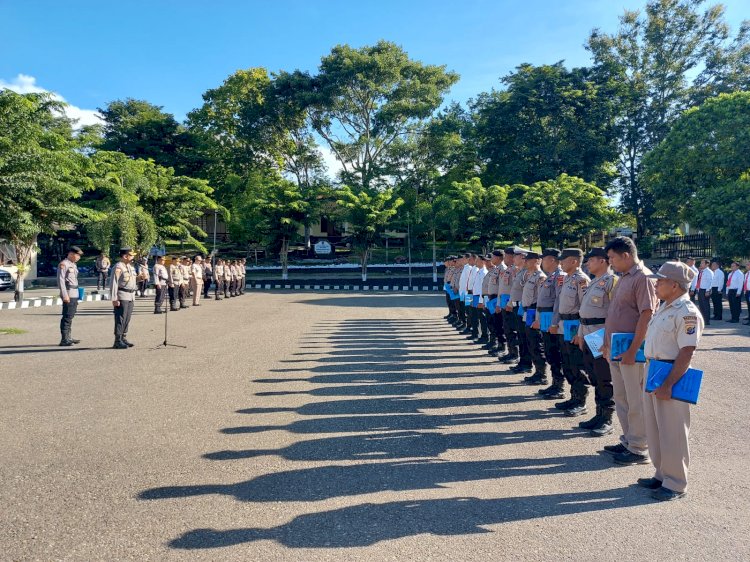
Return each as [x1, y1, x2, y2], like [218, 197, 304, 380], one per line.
[57, 246, 84, 346]
[520, 251, 548, 385]
[110, 247, 137, 349]
[535, 248, 566, 400]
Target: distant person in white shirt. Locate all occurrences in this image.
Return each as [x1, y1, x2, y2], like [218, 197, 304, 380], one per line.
[743, 260, 750, 325]
[695, 259, 713, 325]
[686, 257, 699, 302]
[725, 261, 744, 323]
[709, 259, 725, 321]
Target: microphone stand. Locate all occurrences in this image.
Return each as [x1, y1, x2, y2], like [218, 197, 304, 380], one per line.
[152, 287, 186, 350]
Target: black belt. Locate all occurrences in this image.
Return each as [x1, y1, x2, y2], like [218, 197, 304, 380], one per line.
[560, 313, 580, 320]
[537, 306, 553, 312]
[467, 290, 473, 295]
[66, 285, 78, 289]
[649, 358, 674, 364]
[580, 318, 605, 325]
[525, 303, 537, 310]
[119, 288, 136, 293]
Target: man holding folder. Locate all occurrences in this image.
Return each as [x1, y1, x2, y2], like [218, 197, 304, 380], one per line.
[641, 261, 704, 501]
[600, 237, 659, 466]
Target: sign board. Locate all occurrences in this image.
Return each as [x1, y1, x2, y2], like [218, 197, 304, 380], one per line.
[314, 240, 332, 255]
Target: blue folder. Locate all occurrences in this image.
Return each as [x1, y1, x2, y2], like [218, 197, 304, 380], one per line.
[464, 294, 472, 305]
[583, 328, 605, 358]
[516, 304, 525, 317]
[563, 320, 580, 342]
[525, 309, 536, 327]
[488, 297, 498, 314]
[472, 295, 480, 307]
[645, 359, 703, 405]
[500, 294, 510, 309]
[539, 311, 553, 332]
[443, 282, 450, 293]
[610, 333, 646, 362]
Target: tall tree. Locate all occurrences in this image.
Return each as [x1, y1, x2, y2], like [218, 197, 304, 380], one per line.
[334, 187, 403, 281]
[642, 92, 750, 255]
[0, 91, 91, 299]
[473, 62, 620, 187]
[587, 0, 749, 238]
[307, 41, 459, 192]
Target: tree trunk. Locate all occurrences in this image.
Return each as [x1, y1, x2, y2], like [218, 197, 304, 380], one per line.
[361, 247, 369, 282]
[11, 233, 37, 302]
[280, 238, 289, 281]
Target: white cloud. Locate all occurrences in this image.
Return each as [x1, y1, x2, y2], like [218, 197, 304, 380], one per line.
[318, 143, 344, 180]
[0, 73, 102, 128]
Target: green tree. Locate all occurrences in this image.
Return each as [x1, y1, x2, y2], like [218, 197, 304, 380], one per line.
[587, 0, 749, 238]
[84, 152, 157, 256]
[227, 172, 308, 279]
[0, 91, 90, 299]
[334, 187, 404, 281]
[308, 41, 459, 192]
[642, 92, 750, 255]
[473, 62, 619, 187]
[446, 178, 513, 253]
[520, 174, 618, 248]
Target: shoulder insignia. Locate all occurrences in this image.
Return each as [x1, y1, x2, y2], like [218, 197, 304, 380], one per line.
[683, 315, 697, 322]
[59, 262, 66, 269]
[557, 276, 564, 286]
[598, 280, 606, 287]
[685, 325, 696, 335]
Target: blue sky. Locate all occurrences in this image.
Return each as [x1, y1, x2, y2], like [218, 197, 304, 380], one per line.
[1, 0, 747, 125]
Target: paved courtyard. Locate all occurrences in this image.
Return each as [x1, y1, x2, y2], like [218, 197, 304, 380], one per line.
[1, 292, 749, 561]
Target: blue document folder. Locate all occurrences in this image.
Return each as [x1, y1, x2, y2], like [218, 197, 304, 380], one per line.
[464, 294, 471, 305]
[500, 294, 510, 309]
[539, 311, 553, 332]
[645, 359, 703, 405]
[443, 282, 450, 293]
[610, 333, 646, 362]
[517, 304, 525, 317]
[472, 295, 480, 307]
[563, 320, 580, 342]
[488, 298, 498, 314]
[583, 328, 606, 358]
[525, 309, 536, 327]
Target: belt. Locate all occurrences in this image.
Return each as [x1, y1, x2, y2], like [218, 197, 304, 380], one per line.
[537, 307, 553, 312]
[119, 288, 136, 293]
[649, 358, 675, 364]
[525, 303, 537, 310]
[66, 285, 78, 289]
[467, 290, 473, 295]
[560, 313, 580, 320]
[580, 317, 605, 325]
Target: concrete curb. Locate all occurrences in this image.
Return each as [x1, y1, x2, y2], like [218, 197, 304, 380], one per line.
[247, 284, 442, 292]
[0, 289, 156, 312]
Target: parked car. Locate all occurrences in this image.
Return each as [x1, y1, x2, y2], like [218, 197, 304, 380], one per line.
[0, 268, 14, 291]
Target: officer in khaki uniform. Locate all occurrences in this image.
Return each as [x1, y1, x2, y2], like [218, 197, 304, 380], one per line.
[497, 248, 517, 362]
[552, 248, 591, 416]
[153, 255, 169, 314]
[576, 247, 617, 436]
[443, 257, 456, 321]
[223, 259, 232, 298]
[238, 258, 246, 294]
[507, 248, 531, 372]
[520, 251, 548, 384]
[168, 257, 182, 311]
[640, 261, 703, 501]
[214, 259, 224, 300]
[190, 255, 204, 306]
[110, 247, 137, 349]
[179, 257, 190, 308]
[57, 246, 84, 346]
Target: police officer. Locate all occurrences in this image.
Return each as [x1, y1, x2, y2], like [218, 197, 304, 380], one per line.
[153, 255, 169, 314]
[223, 258, 232, 298]
[110, 247, 137, 349]
[483, 251, 504, 354]
[168, 256, 182, 311]
[552, 248, 591, 416]
[214, 259, 225, 300]
[95, 251, 110, 291]
[535, 248, 566, 399]
[709, 259, 725, 321]
[191, 255, 204, 306]
[641, 261, 703, 501]
[448, 256, 463, 327]
[238, 259, 247, 294]
[137, 257, 149, 297]
[468, 255, 488, 341]
[508, 248, 532, 374]
[694, 259, 713, 324]
[576, 247, 617, 436]
[498, 247, 520, 364]
[179, 257, 190, 308]
[520, 251, 547, 384]
[203, 257, 213, 299]
[57, 246, 84, 346]
[725, 260, 743, 323]
[443, 257, 455, 320]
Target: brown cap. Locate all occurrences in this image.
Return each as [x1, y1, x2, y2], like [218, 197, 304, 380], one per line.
[647, 261, 695, 285]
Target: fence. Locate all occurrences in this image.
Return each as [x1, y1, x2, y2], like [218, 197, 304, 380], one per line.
[652, 234, 713, 259]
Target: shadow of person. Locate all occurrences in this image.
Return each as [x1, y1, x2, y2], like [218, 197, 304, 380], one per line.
[165, 486, 651, 549]
[202, 428, 581, 462]
[140, 454, 615, 504]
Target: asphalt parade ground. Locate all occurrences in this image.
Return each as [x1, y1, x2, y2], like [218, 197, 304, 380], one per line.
[1, 292, 749, 561]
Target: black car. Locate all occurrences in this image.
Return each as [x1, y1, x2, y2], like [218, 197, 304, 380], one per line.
[0, 269, 13, 291]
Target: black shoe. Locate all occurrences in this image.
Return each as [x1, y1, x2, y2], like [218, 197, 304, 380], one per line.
[578, 414, 602, 429]
[180, 305, 189, 309]
[538, 384, 560, 395]
[637, 477, 663, 490]
[728, 319, 739, 323]
[481, 343, 495, 350]
[460, 328, 472, 335]
[476, 337, 489, 344]
[113, 341, 129, 349]
[70, 338, 81, 344]
[651, 487, 686, 501]
[171, 307, 180, 311]
[554, 399, 576, 410]
[542, 390, 565, 400]
[603, 443, 628, 456]
[154, 310, 163, 314]
[743, 320, 750, 325]
[565, 404, 588, 417]
[591, 419, 614, 437]
[488, 350, 499, 357]
[466, 334, 477, 340]
[122, 339, 135, 348]
[613, 451, 651, 466]
[510, 363, 532, 374]
[59, 340, 74, 347]
[193, 304, 201, 307]
[499, 354, 519, 364]
[524, 373, 546, 385]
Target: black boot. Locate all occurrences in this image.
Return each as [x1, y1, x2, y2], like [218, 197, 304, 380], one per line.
[590, 410, 615, 437]
[510, 363, 532, 374]
[499, 352, 519, 364]
[579, 406, 602, 429]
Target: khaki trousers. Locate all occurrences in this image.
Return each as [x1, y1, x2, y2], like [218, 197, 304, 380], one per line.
[643, 386, 691, 492]
[609, 360, 649, 455]
[190, 279, 203, 305]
